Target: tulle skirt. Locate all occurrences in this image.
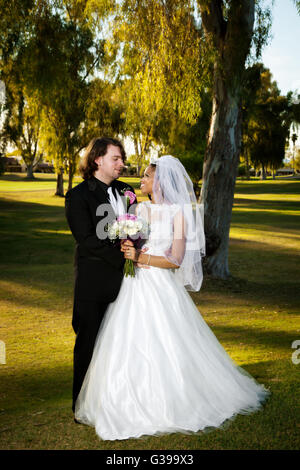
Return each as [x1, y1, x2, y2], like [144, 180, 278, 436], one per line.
[75, 266, 270, 440]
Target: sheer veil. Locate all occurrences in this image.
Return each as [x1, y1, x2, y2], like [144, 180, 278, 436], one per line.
[151, 155, 206, 291]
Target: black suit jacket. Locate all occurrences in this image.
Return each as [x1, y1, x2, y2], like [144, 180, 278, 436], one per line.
[65, 176, 136, 303]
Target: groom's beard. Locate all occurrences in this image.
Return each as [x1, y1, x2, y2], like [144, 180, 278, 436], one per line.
[114, 168, 124, 179]
[93, 168, 123, 185]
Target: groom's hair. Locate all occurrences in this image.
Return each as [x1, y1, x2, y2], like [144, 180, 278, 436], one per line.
[80, 137, 126, 180]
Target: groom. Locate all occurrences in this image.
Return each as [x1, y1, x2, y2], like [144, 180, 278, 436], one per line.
[65, 137, 136, 414]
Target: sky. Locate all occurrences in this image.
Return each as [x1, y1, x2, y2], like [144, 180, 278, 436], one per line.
[261, 0, 300, 96]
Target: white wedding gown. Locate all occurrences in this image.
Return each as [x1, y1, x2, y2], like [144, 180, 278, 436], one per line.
[75, 201, 270, 440]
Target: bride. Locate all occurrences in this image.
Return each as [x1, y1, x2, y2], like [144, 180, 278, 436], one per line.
[74, 155, 270, 441]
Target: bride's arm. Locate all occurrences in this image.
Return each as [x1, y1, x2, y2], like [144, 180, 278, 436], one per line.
[136, 252, 180, 269]
[123, 210, 186, 269]
[123, 246, 180, 269]
[121, 239, 177, 269]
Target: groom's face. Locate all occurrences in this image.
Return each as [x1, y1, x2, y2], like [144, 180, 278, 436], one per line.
[96, 145, 125, 181]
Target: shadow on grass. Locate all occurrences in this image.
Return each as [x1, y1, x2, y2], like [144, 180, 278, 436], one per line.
[0, 173, 82, 184]
[0, 196, 73, 265]
[231, 209, 299, 231]
[0, 173, 63, 184]
[234, 198, 300, 212]
[0, 265, 74, 313]
[234, 181, 300, 195]
[196, 235, 300, 308]
[0, 357, 291, 419]
[1, 254, 299, 318]
[0, 194, 66, 214]
[0, 192, 299, 313]
[231, 232, 300, 244]
[228, 236, 300, 260]
[1, 364, 73, 412]
[0, 357, 276, 411]
[228, 237, 300, 276]
[207, 323, 298, 354]
[197, 275, 300, 313]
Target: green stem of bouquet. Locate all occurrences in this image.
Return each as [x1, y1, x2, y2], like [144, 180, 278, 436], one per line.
[124, 259, 135, 277]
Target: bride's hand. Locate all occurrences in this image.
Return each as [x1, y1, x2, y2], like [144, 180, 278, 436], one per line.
[136, 247, 150, 269]
[123, 245, 139, 262]
[120, 239, 134, 252]
[123, 245, 150, 269]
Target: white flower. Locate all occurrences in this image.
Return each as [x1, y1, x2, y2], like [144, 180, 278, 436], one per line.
[106, 215, 150, 241]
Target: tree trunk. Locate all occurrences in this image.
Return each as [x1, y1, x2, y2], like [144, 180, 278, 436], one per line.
[55, 167, 64, 196]
[245, 147, 251, 180]
[68, 172, 73, 191]
[134, 136, 144, 177]
[199, 0, 255, 279]
[26, 163, 35, 179]
[200, 81, 241, 279]
[68, 162, 74, 191]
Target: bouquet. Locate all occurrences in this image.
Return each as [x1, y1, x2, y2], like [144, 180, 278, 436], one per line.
[106, 213, 149, 277]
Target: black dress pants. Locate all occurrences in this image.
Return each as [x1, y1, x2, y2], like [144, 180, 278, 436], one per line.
[72, 299, 109, 412]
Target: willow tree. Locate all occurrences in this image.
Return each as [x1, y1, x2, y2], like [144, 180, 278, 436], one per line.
[4, 90, 43, 179]
[0, 0, 34, 165]
[17, 0, 104, 195]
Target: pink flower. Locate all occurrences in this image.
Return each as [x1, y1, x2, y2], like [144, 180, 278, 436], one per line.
[117, 214, 137, 221]
[124, 190, 136, 204]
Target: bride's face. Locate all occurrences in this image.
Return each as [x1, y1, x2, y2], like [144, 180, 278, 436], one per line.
[140, 166, 155, 195]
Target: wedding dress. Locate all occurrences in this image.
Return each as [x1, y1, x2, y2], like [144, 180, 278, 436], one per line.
[74, 200, 270, 440]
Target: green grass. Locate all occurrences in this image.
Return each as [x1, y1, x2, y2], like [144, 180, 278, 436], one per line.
[0, 173, 299, 450]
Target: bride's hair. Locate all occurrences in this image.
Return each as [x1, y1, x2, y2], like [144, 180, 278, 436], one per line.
[151, 155, 206, 291]
[80, 137, 126, 180]
[148, 163, 156, 201]
[148, 161, 181, 202]
[150, 162, 180, 203]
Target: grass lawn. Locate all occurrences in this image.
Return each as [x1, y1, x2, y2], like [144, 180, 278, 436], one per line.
[0, 173, 299, 450]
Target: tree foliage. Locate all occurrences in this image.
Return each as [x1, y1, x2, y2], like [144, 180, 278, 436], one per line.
[0, 0, 108, 193]
[0, 0, 35, 160]
[242, 66, 300, 178]
[109, 1, 212, 124]
[294, 0, 300, 14]
[6, 91, 43, 178]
